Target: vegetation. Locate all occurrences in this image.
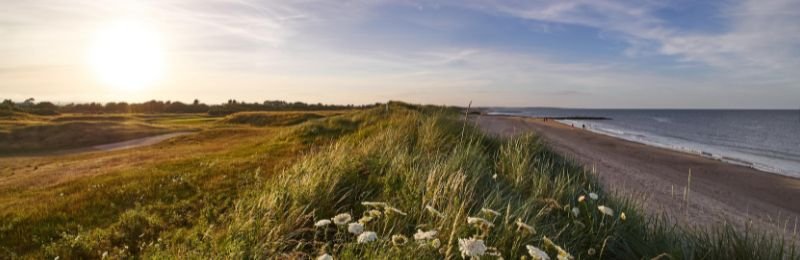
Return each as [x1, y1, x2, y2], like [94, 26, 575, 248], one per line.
[222, 111, 344, 127]
[1, 98, 369, 116]
[0, 103, 795, 259]
[0, 113, 205, 155]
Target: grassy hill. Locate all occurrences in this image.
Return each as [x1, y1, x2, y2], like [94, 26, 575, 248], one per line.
[0, 103, 795, 259]
[0, 113, 216, 155]
[221, 111, 346, 127]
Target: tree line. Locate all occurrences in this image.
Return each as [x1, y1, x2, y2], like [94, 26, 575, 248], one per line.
[1, 98, 367, 116]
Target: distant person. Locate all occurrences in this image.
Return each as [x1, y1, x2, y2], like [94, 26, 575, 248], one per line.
[582, 124, 586, 129]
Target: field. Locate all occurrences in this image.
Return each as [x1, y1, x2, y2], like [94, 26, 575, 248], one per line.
[0, 104, 795, 259]
[0, 113, 210, 155]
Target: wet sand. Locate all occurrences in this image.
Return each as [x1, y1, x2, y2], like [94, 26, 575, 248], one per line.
[475, 115, 800, 236]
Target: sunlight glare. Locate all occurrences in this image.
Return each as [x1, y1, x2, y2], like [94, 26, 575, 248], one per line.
[88, 20, 164, 92]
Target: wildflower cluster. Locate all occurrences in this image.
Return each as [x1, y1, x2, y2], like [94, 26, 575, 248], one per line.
[311, 202, 444, 258]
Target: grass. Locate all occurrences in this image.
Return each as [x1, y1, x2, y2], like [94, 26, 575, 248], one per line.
[0, 103, 796, 259]
[0, 113, 218, 155]
[221, 111, 346, 127]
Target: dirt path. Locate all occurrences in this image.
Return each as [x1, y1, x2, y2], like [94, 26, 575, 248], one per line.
[475, 115, 800, 238]
[0, 132, 195, 192]
[91, 132, 191, 152]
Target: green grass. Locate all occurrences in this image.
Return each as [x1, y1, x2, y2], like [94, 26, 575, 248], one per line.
[0, 113, 219, 154]
[0, 103, 796, 259]
[221, 111, 345, 127]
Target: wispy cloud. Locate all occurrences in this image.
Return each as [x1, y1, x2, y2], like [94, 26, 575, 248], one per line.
[469, 0, 800, 79]
[1, 0, 798, 108]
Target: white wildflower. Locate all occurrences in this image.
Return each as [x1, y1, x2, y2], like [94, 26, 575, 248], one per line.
[515, 218, 536, 233]
[361, 201, 387, 208]
[332, 213, 352, 225]
[458, 237, 487, 258]
[314, 219, 332, 227]
[357, 231, 378, 243]
[414, 229, 438, 240]
[425, 205, 445, 218]
[589, 192, 598, 200]
[492, 174, 498, 179]
[481, 208, 501, 217]
[431, 238, 441, 248]
[577, 195, 585, 203]
[587, 248, 596, 256]
[391, 234, 409, 246]
[620, 212, 627, 221]
[348, 222, 364, 235]
[597, 205, 614, 216]
[526, 245, 550, 260]
[571, 207, 580, 217]
[101, 251, 108, 259]
[385, 206, 407, 216]
[467, 217, 494, 227]
[317, 253, 333, 260]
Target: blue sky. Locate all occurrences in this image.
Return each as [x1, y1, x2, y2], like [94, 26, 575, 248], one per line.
[1, 0, 799, 108]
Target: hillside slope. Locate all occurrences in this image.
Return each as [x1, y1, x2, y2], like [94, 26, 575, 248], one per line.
[0, 104, 795, 259]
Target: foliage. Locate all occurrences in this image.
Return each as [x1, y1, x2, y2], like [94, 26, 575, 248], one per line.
[1, 97, 370, 115]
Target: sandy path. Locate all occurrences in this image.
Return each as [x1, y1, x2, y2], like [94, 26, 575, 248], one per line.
[475, 115, 800, 238]
[91, 132, 191, 152]
[0, 132, 195, 192]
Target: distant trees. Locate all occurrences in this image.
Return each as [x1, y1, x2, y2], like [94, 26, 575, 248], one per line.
[206, 99, 356, 116]
[0, 97, 59, 115]
[0, 98, 365, 116]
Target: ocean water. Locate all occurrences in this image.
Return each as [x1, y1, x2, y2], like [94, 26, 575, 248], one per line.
[488, 108, 800, 178]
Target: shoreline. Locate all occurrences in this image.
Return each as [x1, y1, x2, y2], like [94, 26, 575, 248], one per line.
[555, 119, 798, 178]
[491, 113, 799, 178]
[475, 114, 800, 236]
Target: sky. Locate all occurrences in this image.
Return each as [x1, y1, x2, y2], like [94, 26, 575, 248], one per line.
[1, 0, 799, 108]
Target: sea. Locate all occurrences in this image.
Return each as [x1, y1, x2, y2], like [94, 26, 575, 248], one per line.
[487, 108, 800, 178]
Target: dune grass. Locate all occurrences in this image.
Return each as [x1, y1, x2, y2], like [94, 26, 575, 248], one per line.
[0, 103, 796, 259]
[199, 104, 794, 259]
[221, 111, 345, 127]
[0, 111, 362, 258]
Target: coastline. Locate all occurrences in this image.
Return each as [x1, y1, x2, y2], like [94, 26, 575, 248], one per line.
[487, 112, 800, 178]
[554, 118, 799, 178]
[475, 114, 800, 236]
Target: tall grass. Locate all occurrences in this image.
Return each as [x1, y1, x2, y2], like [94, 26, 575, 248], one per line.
[144, 103, 795, 259]
[4, 103, 796, 259]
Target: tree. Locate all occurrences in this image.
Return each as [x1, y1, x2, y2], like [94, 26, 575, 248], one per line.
[23, 98, 35, 107]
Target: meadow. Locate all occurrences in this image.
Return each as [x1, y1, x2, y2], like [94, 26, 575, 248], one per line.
[0, 103, 795, 259]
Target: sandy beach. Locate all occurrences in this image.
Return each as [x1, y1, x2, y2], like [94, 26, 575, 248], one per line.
[475, 115, 800, 236]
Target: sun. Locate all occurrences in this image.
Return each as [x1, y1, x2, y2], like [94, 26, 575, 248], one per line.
[89, 20, 165, 92]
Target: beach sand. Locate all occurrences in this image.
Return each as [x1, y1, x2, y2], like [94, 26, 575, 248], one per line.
[475, 115, 800, 237]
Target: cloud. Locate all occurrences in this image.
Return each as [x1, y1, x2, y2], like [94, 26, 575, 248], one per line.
[1, 0, 798, 108]
[468, 0, 800, 80]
